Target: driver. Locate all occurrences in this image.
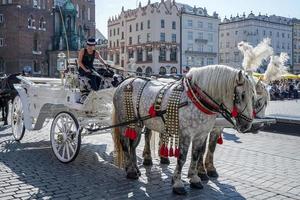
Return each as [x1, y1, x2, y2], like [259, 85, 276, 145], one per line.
[78, 38, 108, 91]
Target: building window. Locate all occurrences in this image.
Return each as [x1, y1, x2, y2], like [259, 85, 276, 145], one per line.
[128, 50, 134, 59]
[172, 21, 176, 29]
[159, 66, 166, 75]
[187, 44, 193, 51]
[82, 6, 85, 20]
[270, 31, 272, 36]
[137, 48, 143, 62]
[117, 28, 119, 35]
[198, 21, 203, 28]
[28, 15, 35, 28]
[159, 47, 166, 62]
[121, 46, 124, 54]
[113, 29, 115, 36]
[170, 67, 177, 74]
[188, 31, 193, 40]
[160, 33, 165, 42]
[129, 25, 132, 32]
[88, 7, 91, 21]
[0, 14, 3, 23]
[33, 60, 40, 72]
[0, 38, 3, 47]
[208, 45, 213, 52]
[109, 41, 112, 48]
[234, 52, 239, 62]
[207, 58, 214, 65]
[141, 22, 143, 30]
[116, 54, 120, 65]
[147, 33, 151, 42]
[137, 35, 141, 44]
[147, 20, 150, 29]
[282, 33, 285, 38]
[136, 23, 138, 31]
[172, 34, 176, 43]
[187, 20, 192, 28]
[39, 17, 46, 30]
[263, 30, 266, 36]
[129, 37, 132, 45]
[145, 67, 152, 77]
[136, 67, 143, 76]
[198, 32, 203, 39]
[117, 40, 119, 47]
[110, 30, 112, 37]
[146, 47, 152, 61]
[277, 32, 279, 37]
[121, 32, 124, 39]
[226, 42, 230, 48]
[122, 21, 124, 26]
[208, 33, 213, 42]
[161, 19, 165, 28]
[170, 48, 177, 61]
[208, 23, 213, 30]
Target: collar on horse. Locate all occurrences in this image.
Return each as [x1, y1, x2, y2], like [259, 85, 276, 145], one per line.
[184, 77, 253, 127]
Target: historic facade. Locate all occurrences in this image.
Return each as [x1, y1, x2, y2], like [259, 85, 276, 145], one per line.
[108, 0, 180, 76]
[292, 18, 300, 74]
[219, 13, 293, 71]
[178, 3, 220, 72]
[0, 0, 95, 76]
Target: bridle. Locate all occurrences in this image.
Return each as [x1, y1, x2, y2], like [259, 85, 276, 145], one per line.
[185, 77, 254, 128]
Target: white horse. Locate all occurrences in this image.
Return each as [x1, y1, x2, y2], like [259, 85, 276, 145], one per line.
[112, 65, 256, 194]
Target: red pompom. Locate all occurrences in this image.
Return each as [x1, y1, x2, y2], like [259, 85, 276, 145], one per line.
[253, 110, 256, 118]
[231, 106, 238, 118]
[217, 135, 223, 145]
[175, 147, 180, 158]
[163, 146, 169, 157]
[125, 128, 137, 140]
[169, 147, 174, 157]
[148, 104, 157, 118]
[160, 144, 165, 157]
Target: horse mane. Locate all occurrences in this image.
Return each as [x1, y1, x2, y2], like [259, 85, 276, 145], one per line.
[186, 65, 254, 109]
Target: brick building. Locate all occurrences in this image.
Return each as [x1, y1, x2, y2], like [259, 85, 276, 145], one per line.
[0, 0, 95, 77]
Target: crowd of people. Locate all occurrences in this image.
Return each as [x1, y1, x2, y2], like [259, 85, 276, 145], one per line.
[269, 80, 300, 100]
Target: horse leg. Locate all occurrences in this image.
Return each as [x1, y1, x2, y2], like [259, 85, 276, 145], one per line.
[197, 135, 209, 181]
[142, 127, 153, 166]
[188, 136, 206, 190]
[172, 135, 191, 195]
[205, 128, 221, 178]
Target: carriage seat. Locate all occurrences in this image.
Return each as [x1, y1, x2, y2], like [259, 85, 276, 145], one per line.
[78, 75, 92, 94]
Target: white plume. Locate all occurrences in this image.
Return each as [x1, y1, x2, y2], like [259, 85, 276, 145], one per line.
[264, 53, 289, 83]
[238, 38, 273, 72]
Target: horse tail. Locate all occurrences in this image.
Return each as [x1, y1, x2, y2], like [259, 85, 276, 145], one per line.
[112, 105, 125, 168]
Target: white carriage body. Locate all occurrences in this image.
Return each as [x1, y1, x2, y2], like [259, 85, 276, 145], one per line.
[14, 76, 115, 131]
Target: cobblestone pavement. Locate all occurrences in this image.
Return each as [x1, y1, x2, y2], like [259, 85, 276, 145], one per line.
[0, 121, 300, 200]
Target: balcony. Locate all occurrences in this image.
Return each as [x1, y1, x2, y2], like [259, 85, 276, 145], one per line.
[185, 50, 217, 56]
[195, 38, 208, 44]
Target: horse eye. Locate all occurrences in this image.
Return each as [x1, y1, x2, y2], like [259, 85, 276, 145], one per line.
[241, 92, 245, 100]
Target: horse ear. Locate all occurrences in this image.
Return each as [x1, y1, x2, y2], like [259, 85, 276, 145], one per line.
[237, 70, 245, 85]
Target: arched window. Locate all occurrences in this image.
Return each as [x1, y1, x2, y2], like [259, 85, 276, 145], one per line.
[159, 66, 166, 75]
[145, 67, 152, 77]
[39, 17, 46, 29]
[66, 15, 72, 31]
[170, 67, 177, 74]
[28, 15, 34, 28]
[136, 67, 143, 76]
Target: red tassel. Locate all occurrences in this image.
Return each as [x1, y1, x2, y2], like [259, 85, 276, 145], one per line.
[253, 110, 256, 118]
[175, 147, 180, 158]
[163, 146, 169, 157]
[231, 106, 238, 118]
[125, 128, 137, 140]
[160, 144, 165, 157]
[148, 104, 157, 118]
[169, 147, 174, 157]
[217, 135, 223, 145]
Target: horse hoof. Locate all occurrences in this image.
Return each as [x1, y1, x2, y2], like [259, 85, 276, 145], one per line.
[160, 157, 170, 165]
[143, 159, 153, 166]
[173, 187, 187, 195]
[199, 173, 209, 181]
[207, 170, 219, 178]
[126, 171, 139, 180]
[190, 181, 204, 189]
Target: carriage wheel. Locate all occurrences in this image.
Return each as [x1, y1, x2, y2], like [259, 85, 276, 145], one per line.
[50, 112, 81, 163]
[11, 95, 25, 141]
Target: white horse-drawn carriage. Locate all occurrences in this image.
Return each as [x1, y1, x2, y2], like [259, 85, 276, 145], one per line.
[11, 61, 117, 163]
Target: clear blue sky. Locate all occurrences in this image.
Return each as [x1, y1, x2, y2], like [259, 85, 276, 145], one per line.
[96, 0, 300, 38]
